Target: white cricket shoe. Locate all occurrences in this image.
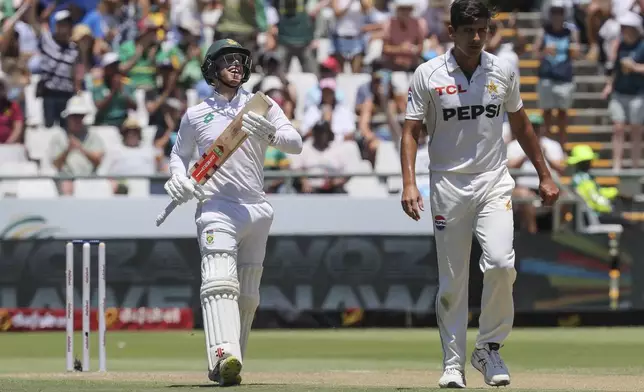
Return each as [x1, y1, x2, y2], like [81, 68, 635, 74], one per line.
[438, 368, 466, 388]
[471, 343, 510, 386]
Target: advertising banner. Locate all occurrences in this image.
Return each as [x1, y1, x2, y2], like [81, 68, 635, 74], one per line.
[0, 233, 641, 329]
[0, 307, 193, 332]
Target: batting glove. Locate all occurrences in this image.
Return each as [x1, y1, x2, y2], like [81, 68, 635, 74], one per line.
[241, 111, 276, 146]
[164, 174, 206, 205]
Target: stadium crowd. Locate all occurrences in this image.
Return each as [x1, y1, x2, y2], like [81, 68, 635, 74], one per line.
[0, 0, 642, 207]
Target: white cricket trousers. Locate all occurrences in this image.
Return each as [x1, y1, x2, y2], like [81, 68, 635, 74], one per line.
[430, 165, 517, 371]
[196, 198, 274, 265]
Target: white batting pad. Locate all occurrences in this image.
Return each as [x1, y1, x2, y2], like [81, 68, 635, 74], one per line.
[201, 252, 242, 370]
[238, 265, 263, 360]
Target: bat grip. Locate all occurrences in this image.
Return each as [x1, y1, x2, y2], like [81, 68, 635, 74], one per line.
[155, 200, 178, 227]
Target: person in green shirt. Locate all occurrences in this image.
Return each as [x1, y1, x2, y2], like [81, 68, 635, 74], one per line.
[264, 146, 291, 193]
[214, 0, 268, 68]
[92, 52, 137, 128]
[118, 19, 162, 90]
[157, 17, 204, 90]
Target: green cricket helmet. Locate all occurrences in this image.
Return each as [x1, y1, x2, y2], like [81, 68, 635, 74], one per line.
[201, 39, 252, 87]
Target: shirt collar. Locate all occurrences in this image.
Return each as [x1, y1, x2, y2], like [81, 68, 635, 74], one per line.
[445, 48, 494, 73]
[211, 87, 245, 105]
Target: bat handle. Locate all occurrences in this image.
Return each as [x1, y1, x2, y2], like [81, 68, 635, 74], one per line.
[155, 200, 178, 227]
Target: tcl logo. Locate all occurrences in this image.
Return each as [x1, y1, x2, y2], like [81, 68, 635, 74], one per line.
[443, 104, 501, 121]
[435, 85, 467, 95]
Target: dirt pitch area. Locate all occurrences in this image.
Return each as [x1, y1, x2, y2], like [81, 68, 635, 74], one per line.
[4, 370, 644, 391]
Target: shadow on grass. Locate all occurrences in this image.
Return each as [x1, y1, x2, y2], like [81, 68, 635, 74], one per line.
[167, 384, 291, 388]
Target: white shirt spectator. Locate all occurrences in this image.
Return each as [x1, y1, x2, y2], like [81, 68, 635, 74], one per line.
[334, 0, 366, 37]
[291, 139, 350, 188]
[103, 145, 159, 176]
[506, 137, 564, 189]
[300, 104, 357, 139]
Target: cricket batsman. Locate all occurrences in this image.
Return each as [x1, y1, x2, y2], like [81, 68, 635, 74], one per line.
[400, 0, 559, 388]
[163, 39, 303, 386]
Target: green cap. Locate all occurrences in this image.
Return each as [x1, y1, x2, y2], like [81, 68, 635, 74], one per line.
[204, 39, 250, 61]
[528, 113, 543, 125]
[567, 144, 599, 165]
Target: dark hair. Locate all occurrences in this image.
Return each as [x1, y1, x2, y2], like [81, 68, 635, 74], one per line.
[450, 0, 496, 30]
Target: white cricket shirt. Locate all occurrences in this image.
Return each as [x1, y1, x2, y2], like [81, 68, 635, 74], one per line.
[406, 49, 523, 174]
[170, 88, 303, 204]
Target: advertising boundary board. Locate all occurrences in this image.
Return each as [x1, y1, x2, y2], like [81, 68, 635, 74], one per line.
[0, 232, 641, 328]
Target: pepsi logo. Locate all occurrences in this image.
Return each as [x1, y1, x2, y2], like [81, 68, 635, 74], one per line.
[434, 215, 446, 231]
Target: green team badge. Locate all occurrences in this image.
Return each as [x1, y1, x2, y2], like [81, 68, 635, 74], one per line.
[205, 230, 214, 245]
[203, 113, 214, 124]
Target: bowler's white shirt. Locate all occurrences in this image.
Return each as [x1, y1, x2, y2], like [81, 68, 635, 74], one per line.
[170, 88, 302, 204]
[406, 49, 523, 174]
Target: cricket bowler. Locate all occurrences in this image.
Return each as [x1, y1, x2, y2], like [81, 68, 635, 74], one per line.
[400, 0, 559, 388]
[163, 39, 303, 386]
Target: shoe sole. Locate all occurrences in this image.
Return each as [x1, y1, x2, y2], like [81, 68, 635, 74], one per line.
[216, 356, 242, 387]
[471, 358, 510, 387]
[439, 381, 466, 388]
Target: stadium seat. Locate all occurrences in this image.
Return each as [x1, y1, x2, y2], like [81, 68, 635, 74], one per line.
[336, 73, 371, 113]
[126, 179, 151, 197]
[16, 179, 59, 198]
[90, 125, 123, 151]
[0, 161, 39, 197]
[134, 89, 149, 126]
[141, 125, 158, 146]
[344, 160, 389, 197]
[0, 144, 28, 163]
[316, 38, 331, 63]
[25, 126, 62, 162]
[338, 140, 363, 169]
[187, 88, 198, 107]
[73, 179, 114, 198]
[374, 140, 400, 175]
[24, 77, 43, 127]
[287, 73, 319, 121]
[243, 73, 262, 92]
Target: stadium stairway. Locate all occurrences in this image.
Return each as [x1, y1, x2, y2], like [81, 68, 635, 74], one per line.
[499, 11, 644, 196]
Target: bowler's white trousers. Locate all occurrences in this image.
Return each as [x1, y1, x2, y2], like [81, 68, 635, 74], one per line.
[430, 165, 517, 371]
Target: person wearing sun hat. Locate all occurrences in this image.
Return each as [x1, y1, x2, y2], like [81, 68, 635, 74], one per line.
[568, 144, 619, 215]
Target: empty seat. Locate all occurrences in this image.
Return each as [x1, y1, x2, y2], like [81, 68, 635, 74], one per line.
[90, 125, 122, 151]
[337, 140, 363, 168]
[17, 179, 59, 198]
[0, 144, 28, 163]
[25, 126, 61, 161]
[344, 160, 389, 197]
[73, 179, 114, 198]
[336, 73, 371, 112]
[0, 161, 39, 197]
[374, 140, 401, 175]
[286, 73, 319, 121]
[125, 179, 151, 197]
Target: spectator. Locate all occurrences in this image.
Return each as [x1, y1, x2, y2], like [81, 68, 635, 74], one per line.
[118, 18, 163, 91]
[80, 0, 122, 57]
[153, 97, 184, 173]
[103, 116, 162, 193]
[567, 144, 620, 218]
[263, 145, 291, 193]
[260, 77, 298, 128]
[72, 24, 97, 75]
[36, 10, 83, 128]
[381, 0, 426, 73]
[0, 77, 24, 145]
[506, 113, 566, 233]
[330, 0, 368, 73]
[300, 77, 356, 140]
[49, 95, 105, 196]
[214, 0, 268, 68]
[303, 56, 345, 114]
[167, 15, 204, 90]
[92, 52, 137, 127]
[291, 121, 349, 193]
[272, 0, 322, 74]
[533, 1, 580, 147]
[602, 11, 644, 171]
[111, 0, 142, 50]
[356, 68, 402, 165]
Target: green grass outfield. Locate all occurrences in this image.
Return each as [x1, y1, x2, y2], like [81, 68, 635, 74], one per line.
[0, 328, 643, 391]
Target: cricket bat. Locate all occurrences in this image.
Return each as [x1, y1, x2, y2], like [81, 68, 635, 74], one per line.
[155, 91, 273, 227]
